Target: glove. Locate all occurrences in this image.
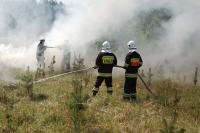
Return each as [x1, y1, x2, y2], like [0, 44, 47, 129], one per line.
[93, 66, 98, 69]
[122, 66, 126, 69]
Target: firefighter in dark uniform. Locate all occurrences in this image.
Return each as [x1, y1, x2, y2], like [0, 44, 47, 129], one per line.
[123, 40, 143, 101]
[92, 41, 117, 96]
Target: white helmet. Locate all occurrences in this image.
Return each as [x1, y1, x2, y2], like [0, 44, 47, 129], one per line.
[102, 41, 111, 53]
[39, 37, 45, 42]
[127, 40, 137, 50]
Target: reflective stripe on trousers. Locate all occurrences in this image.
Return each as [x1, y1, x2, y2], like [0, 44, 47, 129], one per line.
[125, 73, 138, 78]
[107, 87, 113, 92]
[97, 72, 112, 77]
[92, 87, 99, 92]
[123, 93, 130, 98]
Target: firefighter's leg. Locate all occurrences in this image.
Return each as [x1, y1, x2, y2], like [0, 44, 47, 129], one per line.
[66, 62, 70, 72]
[92, 76, 104, 96]
[105, 77, 113, 95]
[37, 56, 44, 70]
[40, 55, 45, 70]
[61, 58, 65, 72]
[130, 78, 137, 101]
[66, 54, 71, 72]
[37, 56, 41, 68]
[123, 78, 131, 100]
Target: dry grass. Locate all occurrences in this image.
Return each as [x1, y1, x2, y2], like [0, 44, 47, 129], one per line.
[0, 71, 200, 133]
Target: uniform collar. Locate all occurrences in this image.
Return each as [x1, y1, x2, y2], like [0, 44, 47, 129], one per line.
[129, 49, 136, 52]
[101, 50, 112, 53]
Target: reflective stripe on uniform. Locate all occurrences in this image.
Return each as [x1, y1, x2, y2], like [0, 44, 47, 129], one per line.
[92, 87, 99, 92]
[97, 72, 112, 77]
[107, 87, 113, 92]
[130, 93, 136, 96]
[102, 56, 114, 64]
[125, 73, 138, 78]
[123, 93, 130, 98]
[130, 58, 140, 66]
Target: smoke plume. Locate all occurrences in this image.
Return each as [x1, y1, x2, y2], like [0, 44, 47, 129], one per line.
[0, 0, 200, 81]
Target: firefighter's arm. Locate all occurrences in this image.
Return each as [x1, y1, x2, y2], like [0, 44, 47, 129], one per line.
[113, 54, 117, 66]
[95, 53, 102, 67]
[93, 54, 101, 69]
[46, 46, 58, 48]
[123, 54, 130, 69]
[93, 65, 99, 69]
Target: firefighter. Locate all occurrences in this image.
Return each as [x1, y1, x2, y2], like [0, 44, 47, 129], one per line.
[59, 40, 71, 72]
[92, 41, 117, 96]
[123, 40, 143, 101]
[36, 38, 56, 69]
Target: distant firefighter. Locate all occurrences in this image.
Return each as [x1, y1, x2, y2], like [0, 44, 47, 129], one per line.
[59, 41, 71, 72]
[36, 38, 56, 69]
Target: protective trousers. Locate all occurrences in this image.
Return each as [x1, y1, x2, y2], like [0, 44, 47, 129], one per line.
[124, 78, 137, 100]
[37, 55, 45, 69]
[61, 53, 71, 72]
[92, 76, 113, 96]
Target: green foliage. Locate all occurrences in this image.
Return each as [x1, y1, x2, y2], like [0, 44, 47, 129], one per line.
[35, 68, 45, 79]
[83, 72, 92, 87]
[161, 111, 185, 133]
[48, 55, 56, 74]
[155, 79, 185, 132]
[72, 54, 92, 87]
[134, 7, 172, 43]
[21, 67, 34, 99]
[0, 66, 199, 132]
[0, 91, 18, 132]
[155, 79, 180, 107]
[73, 54, 85, 71]
[68, 77, 90, 133]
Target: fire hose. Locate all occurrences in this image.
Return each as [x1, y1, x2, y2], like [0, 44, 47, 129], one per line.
[34, 65, 155, 97]
[114, 65, 155, 97]
[34, 67, 94, 83]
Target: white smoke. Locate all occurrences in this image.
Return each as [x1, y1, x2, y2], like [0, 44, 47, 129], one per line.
[0, 0, 200, 81]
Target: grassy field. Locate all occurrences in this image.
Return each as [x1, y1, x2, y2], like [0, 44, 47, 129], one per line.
[0, 69, 199, 133]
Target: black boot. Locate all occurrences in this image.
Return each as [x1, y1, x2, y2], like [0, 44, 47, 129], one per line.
[130, 95, 137, 101]
[107, 90, 113, 95]
[92, 90, 98, 97]
[123, 96, 130, 101]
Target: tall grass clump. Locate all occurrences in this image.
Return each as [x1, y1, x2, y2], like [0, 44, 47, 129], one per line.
[0, 90, 19, 133]
[20, 67, 34, 100]
[153, 79, 185, 132]
[48, 55, 56, 74]
[35, 68, 45, 80]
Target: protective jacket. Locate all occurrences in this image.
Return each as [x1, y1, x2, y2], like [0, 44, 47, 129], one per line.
[36, 44, 47, 57]
[59, 44, 71, 72]
[95, 52, 117, 77]
[124, 51, 143, 78]
[36, 44, 48, 69]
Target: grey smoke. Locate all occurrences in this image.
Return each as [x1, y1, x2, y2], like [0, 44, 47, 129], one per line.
[0, 0, 200, 81]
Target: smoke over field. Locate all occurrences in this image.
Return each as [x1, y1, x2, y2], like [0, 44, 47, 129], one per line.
[0, 0, 200, 81]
